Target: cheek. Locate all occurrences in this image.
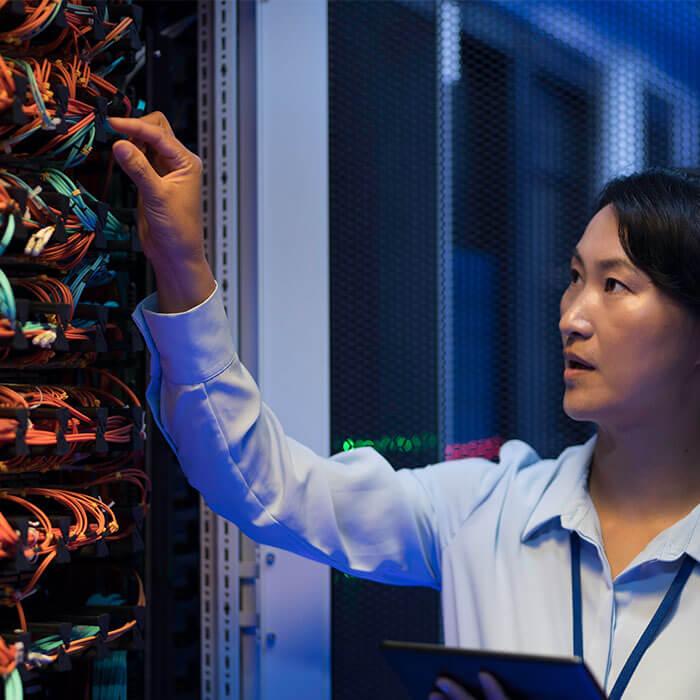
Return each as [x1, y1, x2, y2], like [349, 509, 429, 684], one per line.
[600, 316, 683, 391]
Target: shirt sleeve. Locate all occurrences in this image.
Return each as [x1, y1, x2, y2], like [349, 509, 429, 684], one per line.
[131, 283, 514, 590]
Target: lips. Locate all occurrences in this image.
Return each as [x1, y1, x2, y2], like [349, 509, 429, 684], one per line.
[563, 352, 595, 370]
[567, 360, 593, 370]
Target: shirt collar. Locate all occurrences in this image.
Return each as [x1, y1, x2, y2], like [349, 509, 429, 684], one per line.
[648, 503, 700, 564]
[520, 433, 700, 566]
[520, 434, 597, 543]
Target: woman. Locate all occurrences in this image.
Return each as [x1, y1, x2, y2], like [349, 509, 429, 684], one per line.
[109, 112, 700, 700]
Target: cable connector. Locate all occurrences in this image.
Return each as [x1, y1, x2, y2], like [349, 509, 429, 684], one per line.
[31, 329, 57, 348]
[24, 225, 55, 256]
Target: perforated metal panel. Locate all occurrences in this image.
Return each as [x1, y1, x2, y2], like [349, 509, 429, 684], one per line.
[329, 3, 441, 699]
[329, 1, 700, 698]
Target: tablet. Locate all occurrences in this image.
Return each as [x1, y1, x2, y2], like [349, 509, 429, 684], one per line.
[381, 640, 607, 700]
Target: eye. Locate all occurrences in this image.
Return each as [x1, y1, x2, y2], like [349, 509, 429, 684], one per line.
[604, 277, 627, 293]
[570, 267, 627, 292]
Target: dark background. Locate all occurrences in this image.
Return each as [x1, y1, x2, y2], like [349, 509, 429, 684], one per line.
[328, 1, 700, 697]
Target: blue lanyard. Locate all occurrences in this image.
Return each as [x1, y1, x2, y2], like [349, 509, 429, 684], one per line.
[570, 532, 695, 700]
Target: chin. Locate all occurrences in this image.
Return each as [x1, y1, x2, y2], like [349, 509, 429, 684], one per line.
[562, 390, 604, 423]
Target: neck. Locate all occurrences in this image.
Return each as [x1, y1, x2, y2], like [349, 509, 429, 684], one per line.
[590, 412, 700, 521]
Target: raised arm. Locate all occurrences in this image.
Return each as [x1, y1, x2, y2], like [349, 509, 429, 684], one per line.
[112, 112, 512, 590]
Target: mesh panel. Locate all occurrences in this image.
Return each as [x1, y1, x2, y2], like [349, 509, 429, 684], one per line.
[330, 3, 440, 699]
[329, 1, 700, 697]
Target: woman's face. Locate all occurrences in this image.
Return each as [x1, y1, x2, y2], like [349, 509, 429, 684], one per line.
[559, 203, 700, 428]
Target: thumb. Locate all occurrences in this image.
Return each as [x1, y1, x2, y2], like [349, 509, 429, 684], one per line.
[112, 140, 160, 199]
[478, 673, 508, 700]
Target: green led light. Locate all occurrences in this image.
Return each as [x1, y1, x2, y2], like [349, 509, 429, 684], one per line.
[337, 431, 437, 454]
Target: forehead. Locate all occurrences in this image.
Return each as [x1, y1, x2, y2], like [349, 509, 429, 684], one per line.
[575, 203, 627, 259]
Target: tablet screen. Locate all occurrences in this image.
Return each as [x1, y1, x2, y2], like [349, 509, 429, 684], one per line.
[381, 640, 607, 700]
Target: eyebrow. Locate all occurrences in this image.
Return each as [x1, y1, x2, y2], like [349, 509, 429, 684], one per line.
[570, 247, 639, 275]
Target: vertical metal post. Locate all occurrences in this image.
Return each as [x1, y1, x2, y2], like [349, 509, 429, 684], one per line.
[238, 2, 262, 700]
[199, 2, 240, 699]
[437, 0, 460, 455]
[199, 1, 331, 697]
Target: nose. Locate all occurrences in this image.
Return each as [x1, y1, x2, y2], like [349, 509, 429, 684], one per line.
[559, 291, 594, 344]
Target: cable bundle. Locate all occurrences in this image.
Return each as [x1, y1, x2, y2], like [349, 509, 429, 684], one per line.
[0, 1, 139, 63]
[0, 367, 144, 457]
[0, 477, 149, 633]
[0, 55, 131, 168]
[0, 262, 126, 366]
[0, 168, 128, 270]
[0, 2, 146, 694]
[21, 572, 145, 680]
[0, 165, 132, 364]
[0, 1, 66, 48]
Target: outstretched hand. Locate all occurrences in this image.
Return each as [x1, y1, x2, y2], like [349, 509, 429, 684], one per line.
[108, 112, 206, 273]
[429, 672, 509, 700]
[108, 111, 216, 312]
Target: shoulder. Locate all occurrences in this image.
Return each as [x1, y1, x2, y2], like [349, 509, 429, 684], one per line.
[406, 436, 594, 549]
[414, 438, 550, 499]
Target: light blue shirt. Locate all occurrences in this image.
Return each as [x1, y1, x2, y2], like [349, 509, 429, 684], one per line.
[132, 282, 700, 699]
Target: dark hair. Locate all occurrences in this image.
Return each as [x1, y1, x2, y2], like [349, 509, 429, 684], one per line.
[595, 167, 700, 316]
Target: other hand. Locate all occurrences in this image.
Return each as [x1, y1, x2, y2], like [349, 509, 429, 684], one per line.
[428, 672, 509, 700]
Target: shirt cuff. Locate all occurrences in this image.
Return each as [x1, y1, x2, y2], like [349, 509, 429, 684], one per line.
[131, 281, 237, 385]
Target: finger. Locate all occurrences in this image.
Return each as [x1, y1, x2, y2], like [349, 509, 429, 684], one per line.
[435, 677, 476, 700]
[137, 110, 175, 136]
[478, 673, 508, 700]
[112, 140, 161, 199]
[107, 117, 188, 166]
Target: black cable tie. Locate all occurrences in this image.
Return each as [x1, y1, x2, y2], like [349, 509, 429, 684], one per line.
[52, 218, 66, 243]
[53, 646, 72, 672]
[95, 406, 108, 453]
[94, 96, 109, 144]
[129, 623, 144, 651]
[95, 538, 109, 558]
[129, 20, 143, 49]
[54, 407, 69, 456]
[14, 298, 29, 324]
[11, 212, 27, 243]
[131, 504, 144, 528]
[14, 408, 28, 456]
[53, 0, 68, 29]
[11, 321, 28, 351]
[6, 188, 27, 216]
[52, 320, 69, 352]
[93, 200, 109, 250]
[5, 74, 28, 126]
[131, 526, 144, 553]
[4, 0, 24, 22]
[95, 320, 108, 353]
[110, 91, 126, 117]
[54, 536, 70, 564]
[91, 14, 106, 41]
[130, 406, 144, 451]
[53, 84, 69, 117]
